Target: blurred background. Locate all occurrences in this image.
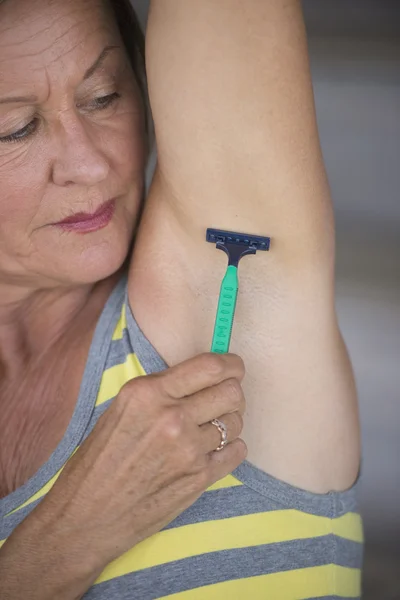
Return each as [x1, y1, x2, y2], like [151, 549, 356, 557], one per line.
[304, 2, 400, 598]
[133, 1, 400, 597]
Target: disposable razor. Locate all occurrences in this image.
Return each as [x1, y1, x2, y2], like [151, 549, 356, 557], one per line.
[206, 228, 271, 354]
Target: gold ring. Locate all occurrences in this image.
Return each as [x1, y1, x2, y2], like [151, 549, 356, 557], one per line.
[210, 418, 228, 452]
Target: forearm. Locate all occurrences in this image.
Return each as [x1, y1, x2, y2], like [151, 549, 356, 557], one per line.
[0, 508, 102, 600]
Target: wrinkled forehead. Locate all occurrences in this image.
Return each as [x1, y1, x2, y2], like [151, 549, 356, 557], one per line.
[0, 0, 119, 85]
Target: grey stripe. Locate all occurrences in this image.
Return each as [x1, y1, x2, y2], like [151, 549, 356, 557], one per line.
[104, 328, 135, 371]
[335, 536, 363, 569]
[164, 486, 363, 542]
[81, 400, 115, 439]
[83, 536, 361, 600]
[163, 485, 292, 530]
[0, 498, 42, 540]
[0, 277, 127, 518]
[125, 292, 167, 374]
[105, 339, 131, 370]
[233, 460, 360, 518]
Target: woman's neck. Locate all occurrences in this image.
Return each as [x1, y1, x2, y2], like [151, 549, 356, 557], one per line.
[0, 277, 114, 376]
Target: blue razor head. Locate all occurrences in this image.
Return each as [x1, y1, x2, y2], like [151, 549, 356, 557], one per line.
[206, 228, 270, 251]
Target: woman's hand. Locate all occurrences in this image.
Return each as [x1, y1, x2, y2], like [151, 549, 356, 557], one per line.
[0, 352, 247, 600]
[1, 353, 246, 598]
[52, 352, 246, 563]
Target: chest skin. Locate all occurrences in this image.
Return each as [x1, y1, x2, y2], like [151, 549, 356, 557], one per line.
[0, 277, 117, 499]
[0, 334, 89, 499]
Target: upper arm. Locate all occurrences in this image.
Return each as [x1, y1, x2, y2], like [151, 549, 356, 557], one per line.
[145, 0, 334, 268]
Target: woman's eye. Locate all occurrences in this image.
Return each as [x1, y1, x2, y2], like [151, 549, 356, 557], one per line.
[0, 118, 38, 144]
[0, 93, 120, 143]
[87, 92, 121, 111]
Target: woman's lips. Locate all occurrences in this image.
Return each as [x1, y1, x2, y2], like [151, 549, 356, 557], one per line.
[55, 199, 116, 233]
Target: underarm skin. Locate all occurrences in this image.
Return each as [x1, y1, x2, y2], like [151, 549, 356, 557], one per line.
[129, 0, 360, 493]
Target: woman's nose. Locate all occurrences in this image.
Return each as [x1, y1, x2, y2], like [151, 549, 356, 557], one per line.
[51, 115, 110, 187]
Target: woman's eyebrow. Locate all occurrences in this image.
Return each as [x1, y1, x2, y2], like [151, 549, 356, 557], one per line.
[83, 45, 120, 81]
[0, 45, 120, 105]
[0, 94, 38, 106]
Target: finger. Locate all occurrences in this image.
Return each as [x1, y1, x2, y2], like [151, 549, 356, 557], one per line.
[207, 438, 248, 483]
[199, 412, 244, 454]
[160, 353, 245, 398]
[185, 378, 245, 425]
[151, 438, 247, 510]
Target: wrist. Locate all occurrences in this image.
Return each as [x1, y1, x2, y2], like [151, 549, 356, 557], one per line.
[0, 501, 104, 600]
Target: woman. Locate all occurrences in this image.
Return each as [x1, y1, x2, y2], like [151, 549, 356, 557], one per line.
[0, 0, 363, 598]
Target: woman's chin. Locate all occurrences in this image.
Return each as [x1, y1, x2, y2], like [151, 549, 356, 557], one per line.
[69, 243, 130, 284]
[20, 195, 141, 286]
[43, 228, 133, 286]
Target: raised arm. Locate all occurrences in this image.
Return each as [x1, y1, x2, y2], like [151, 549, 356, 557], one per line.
[146, 0, 333, 259]
[130, 0, 360, 493]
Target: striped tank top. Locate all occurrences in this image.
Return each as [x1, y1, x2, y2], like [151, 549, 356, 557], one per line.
[0, 277, 363, 599]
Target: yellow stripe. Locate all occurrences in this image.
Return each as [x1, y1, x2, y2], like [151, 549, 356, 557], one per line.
[160, 565, 361, 599]
[97, 510, 335, 584]
[0, 547, 361, 599]
[332, 511, 364, 542]
[95, 353, 145, 407]
[5, 446, 78, 516]
[3, 472, 238, 517]
[0, 539, 5, 549]
[205, 474, 243, 491]
[112, 303, 127, 341]
[5, 469, 63, 516]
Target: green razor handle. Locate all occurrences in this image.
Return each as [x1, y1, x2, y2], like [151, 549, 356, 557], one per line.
[207, 228, 270, 354]
[211, 265, 238, 353]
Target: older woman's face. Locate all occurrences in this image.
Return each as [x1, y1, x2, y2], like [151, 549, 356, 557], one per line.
[0, 0, 145, 287]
